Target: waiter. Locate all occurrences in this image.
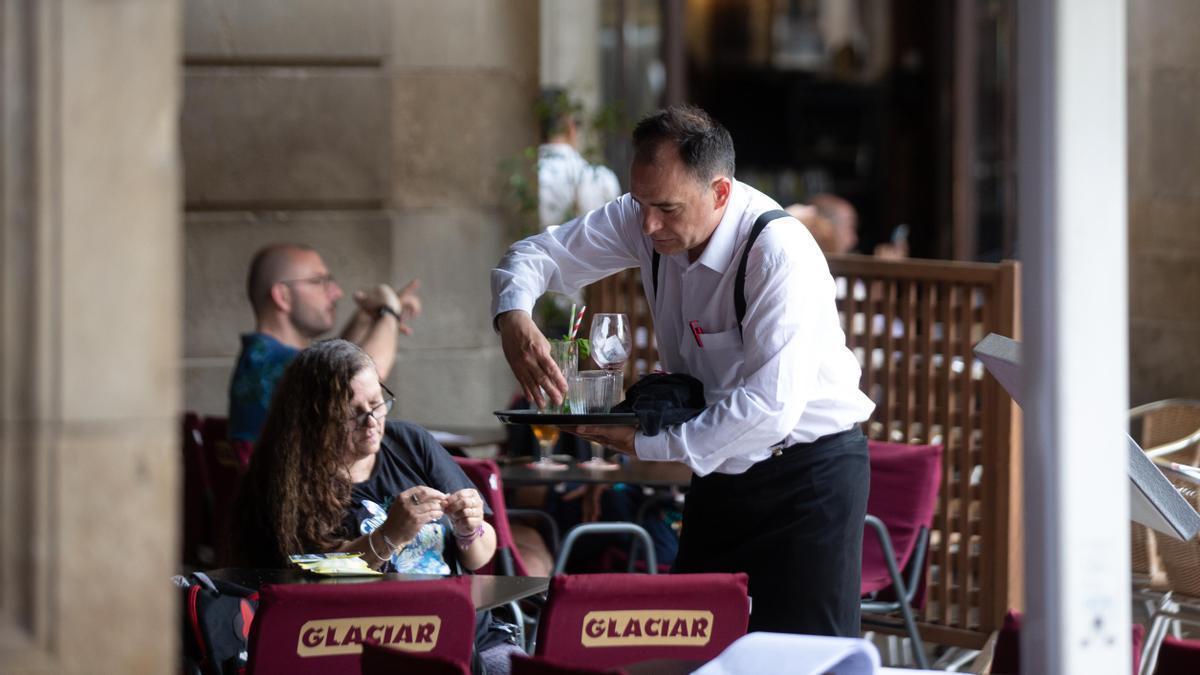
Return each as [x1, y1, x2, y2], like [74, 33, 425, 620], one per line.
[491, 105, 874, 636]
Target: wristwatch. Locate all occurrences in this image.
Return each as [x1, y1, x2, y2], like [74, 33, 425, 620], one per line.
[378, 305, 402, 321]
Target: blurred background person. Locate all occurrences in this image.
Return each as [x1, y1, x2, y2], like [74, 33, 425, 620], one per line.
[536, 87, 622, 231]
[228, 243, 421, 443]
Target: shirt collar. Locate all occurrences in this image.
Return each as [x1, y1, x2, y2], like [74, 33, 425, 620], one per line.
[692, 180, 748, 274]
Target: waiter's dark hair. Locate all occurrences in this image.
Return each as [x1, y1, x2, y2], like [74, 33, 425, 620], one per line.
[632, 105, 735, 183]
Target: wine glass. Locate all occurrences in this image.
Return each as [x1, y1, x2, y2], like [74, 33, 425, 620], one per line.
[529, 422, 567, 470]
[583, 313, 630, 470]
[589, 313, 632, 376]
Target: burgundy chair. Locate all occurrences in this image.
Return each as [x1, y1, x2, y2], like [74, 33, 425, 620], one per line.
[453, 456, 558, 576]
[511, 653, 627, 675]
[360, 641, 469, 675]
[1152, 636, 1200, 675]
[245, 578, 475, 675]
[992, 609, 1144, 674]
[181, 412, 214, 567]
[534, 573, 749, 670]
[859, 440, 942, 670]
[199, 416, 251, 565]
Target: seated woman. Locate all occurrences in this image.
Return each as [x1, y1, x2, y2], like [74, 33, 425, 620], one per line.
[232, 339, 522, 674]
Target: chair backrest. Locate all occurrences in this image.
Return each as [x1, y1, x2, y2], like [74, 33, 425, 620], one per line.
[535, 573, 749, 669]
[1153, 636, 1200, 675]
[1136, 399, 1200, 455]
[1129, 401, 1200, 581]
[246, 578, 475, 675]
[360, 641, 470, 675]
[1152, 484, 1200, 598]
[453, 456, 528, 576]
[861, 441, 942, 598]
[199, 416, 246, 565]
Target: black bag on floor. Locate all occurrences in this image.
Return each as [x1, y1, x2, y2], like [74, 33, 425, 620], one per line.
[175, 571, 258, 675]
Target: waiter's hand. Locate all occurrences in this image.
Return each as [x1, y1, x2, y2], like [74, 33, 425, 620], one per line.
[565, 425, 637, 456]
[497, 310, 567, 410]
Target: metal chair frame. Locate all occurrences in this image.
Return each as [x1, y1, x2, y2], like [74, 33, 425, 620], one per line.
[860, 515, 932, 670]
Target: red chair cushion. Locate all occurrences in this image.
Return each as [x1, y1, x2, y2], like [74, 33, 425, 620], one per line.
[861, 441, 942, 596]
[536, 573, 749, 669]
[246, 578, 474, 675]
[1152, 635, 1200, 675]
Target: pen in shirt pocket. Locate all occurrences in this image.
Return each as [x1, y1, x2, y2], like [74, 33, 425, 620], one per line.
[689, 320, 705, 348]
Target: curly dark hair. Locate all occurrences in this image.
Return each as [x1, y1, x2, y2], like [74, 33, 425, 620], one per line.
[232, 339, 375, 566]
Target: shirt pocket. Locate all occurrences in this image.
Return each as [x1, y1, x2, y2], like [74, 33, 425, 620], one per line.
[695, 327, 744, 392]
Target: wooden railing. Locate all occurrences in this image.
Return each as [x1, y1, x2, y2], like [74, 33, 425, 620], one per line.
[587, 256, 1022, 647]
[830, 255, 1022, 647]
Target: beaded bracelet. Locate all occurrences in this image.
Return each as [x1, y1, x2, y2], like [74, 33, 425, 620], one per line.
[454, 523, 485, 550]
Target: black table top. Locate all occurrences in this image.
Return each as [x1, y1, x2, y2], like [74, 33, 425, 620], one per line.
[203, 568, 549, 612]
[498, 457, 693, 487]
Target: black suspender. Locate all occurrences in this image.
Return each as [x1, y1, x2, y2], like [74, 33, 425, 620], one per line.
[649, 208, 790, 336]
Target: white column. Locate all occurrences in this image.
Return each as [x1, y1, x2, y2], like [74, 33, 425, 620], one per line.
[1018, 1, 1130, 673]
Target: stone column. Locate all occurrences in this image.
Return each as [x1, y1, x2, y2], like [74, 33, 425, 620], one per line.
[0, 1, 181, 673]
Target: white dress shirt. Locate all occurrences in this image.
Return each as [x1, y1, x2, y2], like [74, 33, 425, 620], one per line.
[492, 180, 875, 476]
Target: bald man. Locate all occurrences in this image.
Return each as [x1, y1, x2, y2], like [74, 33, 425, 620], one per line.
[228, 243, 421, 442]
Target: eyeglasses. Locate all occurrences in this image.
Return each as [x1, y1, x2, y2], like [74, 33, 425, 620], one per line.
[279, 273, 337, 291]
[350, 383, 396, 430]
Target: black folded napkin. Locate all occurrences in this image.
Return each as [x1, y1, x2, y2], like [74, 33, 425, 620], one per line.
[611, 373, 706, 436]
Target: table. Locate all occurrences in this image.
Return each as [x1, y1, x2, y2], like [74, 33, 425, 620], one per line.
[498, 457, 693, 488]
[428, 425, 509, 458]
[204, 568, 548, 612]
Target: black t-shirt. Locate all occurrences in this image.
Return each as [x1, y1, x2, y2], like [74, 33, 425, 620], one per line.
[341, 420, 492, 574]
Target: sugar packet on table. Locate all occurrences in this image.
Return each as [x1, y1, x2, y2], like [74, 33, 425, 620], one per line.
[288, 553, 382, 576]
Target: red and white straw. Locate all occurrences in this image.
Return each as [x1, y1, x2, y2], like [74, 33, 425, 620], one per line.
[570, 305, 587, 340]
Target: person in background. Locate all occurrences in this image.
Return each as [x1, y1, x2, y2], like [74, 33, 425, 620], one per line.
[786, 202, 838, 254]
[537, 87, 622, 232]
[231, 339, 521, 674]
[228, 243, 421, 443]
[809, 192, 860, 255]
[789, 193, 910, 259]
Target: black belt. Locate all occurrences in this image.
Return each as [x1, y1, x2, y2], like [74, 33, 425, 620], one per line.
[770, 427, 862, 457]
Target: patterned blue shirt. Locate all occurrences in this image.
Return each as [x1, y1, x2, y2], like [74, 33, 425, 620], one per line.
[228, 332, 300, 442]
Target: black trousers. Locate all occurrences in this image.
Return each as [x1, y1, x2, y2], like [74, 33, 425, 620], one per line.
[672, 427, 870, 636]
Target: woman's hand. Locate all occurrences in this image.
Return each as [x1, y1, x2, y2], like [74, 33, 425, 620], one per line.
[443, 488, 485, 537]
[382, 486, 447, 545]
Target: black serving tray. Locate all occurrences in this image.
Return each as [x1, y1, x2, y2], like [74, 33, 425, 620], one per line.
[493, 409, 638, 426]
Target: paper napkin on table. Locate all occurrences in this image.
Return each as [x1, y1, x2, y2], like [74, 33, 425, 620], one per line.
[288, 553, 382, 576]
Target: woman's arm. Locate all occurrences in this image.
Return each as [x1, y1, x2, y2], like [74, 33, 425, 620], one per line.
[444, 488, 497, 571]
[336, 485, 448, 569]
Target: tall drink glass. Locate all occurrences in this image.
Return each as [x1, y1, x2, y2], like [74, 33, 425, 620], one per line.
[529, 338, 577, 470]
